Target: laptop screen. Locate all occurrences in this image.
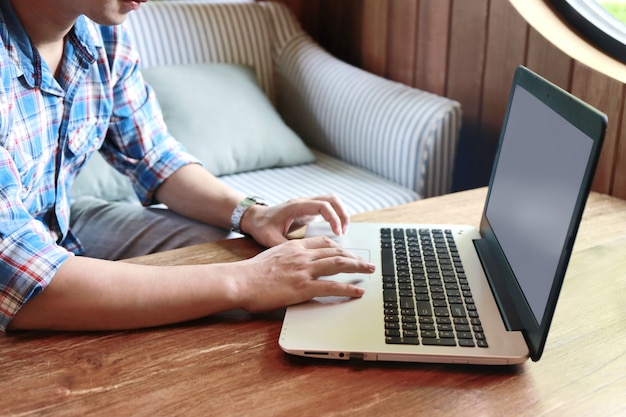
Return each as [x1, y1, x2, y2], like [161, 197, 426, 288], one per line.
[485, 84, 593, 325]
[479, 66, 606, 361]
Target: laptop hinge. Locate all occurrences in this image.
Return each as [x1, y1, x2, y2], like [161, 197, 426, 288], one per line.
[473, 238, 525, 331]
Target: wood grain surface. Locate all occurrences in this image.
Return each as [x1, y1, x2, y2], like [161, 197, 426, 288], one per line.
[1, 188, 624, 417]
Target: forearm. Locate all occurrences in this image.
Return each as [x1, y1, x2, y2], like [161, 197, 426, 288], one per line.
[9, 237, 372, 332]
[9, 256, 241, 332]
[154, 164, 244, 230]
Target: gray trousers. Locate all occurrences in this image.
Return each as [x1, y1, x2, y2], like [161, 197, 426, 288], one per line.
[69, 197, 237, 260]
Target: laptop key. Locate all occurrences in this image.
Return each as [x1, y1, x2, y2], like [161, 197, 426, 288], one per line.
[385, 329, 401, 337]
[421, 330, 437, 338]
[385, 336, 402, 344]
[400, 297, 414, 309]
[403, 330, 419, 338]
[449, 304, 467, 317]
[459, 339, 476, 347]
[381, 248, 395, 276]
[383, 289, 398, 303]
[416, 301, 432, 316]
[434, 307, 450, 317]
[422, 338, 456, 347]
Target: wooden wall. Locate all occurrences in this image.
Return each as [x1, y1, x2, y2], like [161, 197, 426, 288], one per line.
[265, 0, 626, 199]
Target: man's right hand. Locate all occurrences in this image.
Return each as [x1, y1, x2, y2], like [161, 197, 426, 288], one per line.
[232, 236, 374, 313]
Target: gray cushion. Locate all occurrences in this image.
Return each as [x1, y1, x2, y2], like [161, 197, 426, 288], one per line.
[141, 63, 315, 176]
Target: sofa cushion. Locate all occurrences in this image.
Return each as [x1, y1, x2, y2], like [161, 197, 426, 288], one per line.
[142, 63, 316, 176]
[219, 150, 419, 215]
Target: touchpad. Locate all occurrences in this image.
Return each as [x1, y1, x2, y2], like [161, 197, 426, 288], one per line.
[305, 221, 373, 293]
[305, 222, 371, 278]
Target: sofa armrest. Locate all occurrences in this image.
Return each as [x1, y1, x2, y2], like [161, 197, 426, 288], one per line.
[275, 36, 461, 198]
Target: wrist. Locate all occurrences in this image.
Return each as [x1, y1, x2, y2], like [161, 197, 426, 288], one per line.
[230, 196, 268, 235]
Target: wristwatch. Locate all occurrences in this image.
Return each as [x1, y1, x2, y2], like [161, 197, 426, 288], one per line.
[230, 195, 268, 234]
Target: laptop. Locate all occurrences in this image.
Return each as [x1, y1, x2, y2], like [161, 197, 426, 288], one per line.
[278, 66, 607, 365]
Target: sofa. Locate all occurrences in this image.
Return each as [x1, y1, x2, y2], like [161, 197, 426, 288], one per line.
[71, 1, 462, 215]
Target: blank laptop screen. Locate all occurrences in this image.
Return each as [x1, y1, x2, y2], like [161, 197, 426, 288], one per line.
[485, 84, 593, 325]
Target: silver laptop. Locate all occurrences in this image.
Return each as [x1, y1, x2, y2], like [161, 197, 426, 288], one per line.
[279, 66, 607, 365]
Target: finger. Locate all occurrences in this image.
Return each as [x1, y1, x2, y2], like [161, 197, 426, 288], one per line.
[299, 236, 341, 250]
[309, 255, 376, 277]
[312, 195, 350, 234]
[308, 279, 365, 298]
[306, 246, 366, 263]
[307, 200, 344, 236]
[283, 198, 344, 237]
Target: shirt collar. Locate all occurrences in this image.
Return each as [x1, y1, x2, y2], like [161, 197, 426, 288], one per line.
[0, 0, 101, 90]
[69, 14, 103, 63]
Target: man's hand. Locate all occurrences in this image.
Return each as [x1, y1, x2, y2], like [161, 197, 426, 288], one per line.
[232, 236, 374, 313]
[241, 194, 350, 247]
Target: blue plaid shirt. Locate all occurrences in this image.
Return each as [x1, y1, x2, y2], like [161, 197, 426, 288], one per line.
[0, 2, 198, 332]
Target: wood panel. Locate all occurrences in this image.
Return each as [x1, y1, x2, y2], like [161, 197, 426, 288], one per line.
[525, 26, 572, 91]
[325, 0, 364, 67]
[263, 0, 626, 199]
[446, 0, 489, 124]
[479, 0, 529, 181]
[386, 0, 419, 86]
[571, 64, 625, 194]
[614, 96, 626, 199]
[414, 0, 452, 96]
[275, 0, 321, 40]
[360, 0, 389, 77]
[482, 0, 528, 133]
[446, 0, 491, 188]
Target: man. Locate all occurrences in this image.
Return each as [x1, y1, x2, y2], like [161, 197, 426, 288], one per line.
[0, 0, 373, 333]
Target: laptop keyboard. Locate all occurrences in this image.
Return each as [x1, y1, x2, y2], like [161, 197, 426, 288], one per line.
[381, 228, 488, 348]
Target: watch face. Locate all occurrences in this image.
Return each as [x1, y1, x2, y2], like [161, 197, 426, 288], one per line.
[242, 198, 256, 208]
[249, 196, 268, 206]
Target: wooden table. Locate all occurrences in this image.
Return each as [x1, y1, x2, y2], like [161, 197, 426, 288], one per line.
[1, 188, 625, 417]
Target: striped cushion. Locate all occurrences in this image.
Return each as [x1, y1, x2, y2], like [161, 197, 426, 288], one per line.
[274, 35, 462, 198]
[219, 150, 418, 215]
[125, 2, 276, 102]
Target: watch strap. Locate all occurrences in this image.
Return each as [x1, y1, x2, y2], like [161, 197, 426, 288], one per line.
[230, 196, 268, 234]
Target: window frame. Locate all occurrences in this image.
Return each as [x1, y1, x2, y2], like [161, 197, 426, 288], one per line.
[549, 0, 626, 63]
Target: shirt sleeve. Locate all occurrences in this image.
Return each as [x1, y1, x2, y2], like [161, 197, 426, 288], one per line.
[96, 25, 200, 206]
[0, 149, 72, 333]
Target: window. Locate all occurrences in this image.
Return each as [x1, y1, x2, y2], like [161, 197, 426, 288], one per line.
[549, 0, 626, 63]
[599, 1, 626, 25]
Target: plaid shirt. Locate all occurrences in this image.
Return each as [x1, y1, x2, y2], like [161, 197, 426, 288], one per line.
[0, 3, 198, 332]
